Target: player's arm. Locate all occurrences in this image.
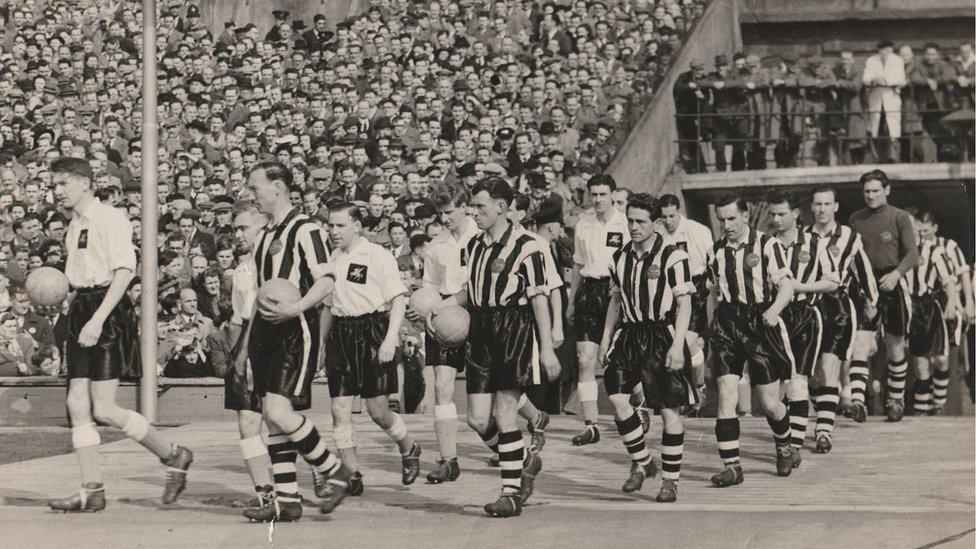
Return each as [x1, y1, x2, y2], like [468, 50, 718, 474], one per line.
[797, 249, 840, 294]
[763, 239, 794, 325]
[261, 226, 336, 321]
[540, 239, 565, 348]
[934, 250, 960, 319]
[524, 248, 560, 378]
[962, 269, 975, 322]
[891, 212, 919, 280]
[80, 214, 137, 347]
[666, 251, 693, 369]
[567, 227, 584, 322]
[598, 290, 621, 363]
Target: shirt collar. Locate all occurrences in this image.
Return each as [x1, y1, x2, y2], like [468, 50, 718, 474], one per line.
[481, 219, 515, 247]
[724, 227, 755, 249]
[74, 197, 101, 220]
[810, 221, 838, 237]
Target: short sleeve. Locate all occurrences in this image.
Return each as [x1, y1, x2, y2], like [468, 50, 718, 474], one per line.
[764, 238, 791, 285]
[298, 224, 331, 280]
[540, 240, 563, 291]
[378, 248, 408, 303]
[105, 208, 137, 273]
[666, 248, 693, 296]
[520, 240, 551, 298]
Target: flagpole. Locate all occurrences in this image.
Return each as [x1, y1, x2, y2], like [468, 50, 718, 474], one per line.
[139, 0, 159, 423]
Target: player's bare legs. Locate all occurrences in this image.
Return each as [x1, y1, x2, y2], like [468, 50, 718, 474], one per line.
[364, 394, 421, 485]
[573, 341, 602, 445]
[428, 365, 461, 483]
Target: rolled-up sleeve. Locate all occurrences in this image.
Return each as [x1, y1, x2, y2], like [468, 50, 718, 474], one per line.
[764, 238, 792, 285]
[378, 249, 407, 303]
[297, 224, 331, 280]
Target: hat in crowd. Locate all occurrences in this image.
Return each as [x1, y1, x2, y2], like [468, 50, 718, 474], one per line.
[187, 5, 200, 18]
[413, 204, 436, 219]
[690, 60, 705, 70]
[212, 201, 233, 212]
[497, 127, 515, 140]
[532, 199, 563, 226]
[272, 10, 290, 22]
[196, 201, 214, 211]
[714, 55, 729, 67]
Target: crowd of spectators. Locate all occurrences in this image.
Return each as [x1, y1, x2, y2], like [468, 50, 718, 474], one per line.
[674, 40, 976, 173]
[0, 0, 711, 378]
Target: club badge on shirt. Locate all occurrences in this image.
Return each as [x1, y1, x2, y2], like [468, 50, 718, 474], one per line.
[491, 258, 506, 272]
[77, 229, 88, 249]
[798, 250, 811, 264]
[268, 240, 284, 256]
[606, 232, 623, 248]
[347, 264, 368, 284]
[646, 264, 661, 279]
[745, 253, 760, 268]
[828, 245, 841, 257]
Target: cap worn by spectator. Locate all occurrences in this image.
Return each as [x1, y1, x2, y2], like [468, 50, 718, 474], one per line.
[714, 55, 729, 67]
[532, 199, 564, 226]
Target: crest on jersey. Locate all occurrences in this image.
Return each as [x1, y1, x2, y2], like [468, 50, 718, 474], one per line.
[268, 240, 284, 255]
[646, 264, 661, 279]
[744, 252, 760, 268]
[606, 232, 624, 248]
[828, 245, 841, 257]
[347, 263, 368, 283]
[880, 231, 893, 242]
[798, 250, 811, 264]
[490, 258, 506, 273]
[77, 229, 88, 249]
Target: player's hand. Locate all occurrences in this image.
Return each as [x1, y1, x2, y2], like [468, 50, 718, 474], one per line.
[864, 303, 878, 321]
[762, 308, 781, 327]
[878, 271, 901, 292]
[377, 337, 397, 364]
[16, 362, 28, 375]
[259, 296, 301, 323]
[405, 305, 422, 322]
[665, 342, 685, 371]
[965, 302, 975, 324]
[565, 302, 575, 325]
[552, 325, 564, 349]
[78, 317, 105, 347]
[540, 347, 561, 380]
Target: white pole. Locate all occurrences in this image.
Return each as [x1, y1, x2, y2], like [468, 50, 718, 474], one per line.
[139, 0, 159, 423]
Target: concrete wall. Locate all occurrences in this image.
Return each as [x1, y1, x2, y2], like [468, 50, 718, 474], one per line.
[607, 0, 741, 197]
[196, 0, 362, 37]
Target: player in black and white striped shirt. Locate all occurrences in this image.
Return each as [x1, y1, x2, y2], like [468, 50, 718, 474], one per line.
[240, 162, 353, 522]
[707, 193, 797, 487]
[807, 185, 878, 447]
[768, 191, 839, 465]
[597, 194, 697, 503]
[433, 177, 560, 518]
[907, 212, 961, 415]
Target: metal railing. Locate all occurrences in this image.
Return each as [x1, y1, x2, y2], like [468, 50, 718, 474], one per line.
[674, 87, 975, 173]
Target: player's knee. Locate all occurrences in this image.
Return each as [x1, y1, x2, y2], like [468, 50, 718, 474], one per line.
[716, 378, 739, 404]
[91, 401, 124, 427]
[66, 391, 91, 420]
[757, 391, 783, 414]
[434, 378, 455, 404]
[785, 376, 809, 400]
[237, 412, 262, 438]
[466, 411, 491, 434]
[365, 399, 392, 427]
[608, 393, 633, 419]
[261, 401, 293, 430]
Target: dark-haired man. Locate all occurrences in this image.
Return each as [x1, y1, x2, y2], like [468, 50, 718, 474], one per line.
[849, 169, 917, 422]
[767, 190, 838, 465]
[568, 173, 630, 445]
[240, 161, 353, 521]
[707, 192, 796, 487]
[324, 201, 421, 497]
[47, 157, 193, 512]
[598, 193, 697, 503]
[431, 177, 559, 517]
[806, 185, 876, 449]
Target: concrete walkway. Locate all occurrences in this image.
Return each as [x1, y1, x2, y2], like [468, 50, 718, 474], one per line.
[2, 414, 973, 548]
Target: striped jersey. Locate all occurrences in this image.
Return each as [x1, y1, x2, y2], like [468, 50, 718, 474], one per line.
[610, 238, 693, 323]
[464, 220, 550, 307]
[253, 208, 331, 293]
[905, 238, 953, 297]
[937, 236, 970, 280]
[707, 228, 791, 305]
[777, 229, 839, 303]
[807, 222, 878, 307]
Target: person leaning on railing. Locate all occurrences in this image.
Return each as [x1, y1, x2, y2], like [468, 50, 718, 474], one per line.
[907, 43, 965, 163]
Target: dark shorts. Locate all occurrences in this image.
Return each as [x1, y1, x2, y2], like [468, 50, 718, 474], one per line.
[248, 310, 320, 412]
[66, 287, 140, 381]
[909, 295, 948, 358]
[575, 277, 610, 344]
[782, 301, 823, 377]
[325, 312, 398, 399]
[689, 274, 709, 335]
[859, 271, 911, 337]
[466, 306, 540, 394]
[224, 320, 261, 413]
[817, 291, 857, 361]
[937, 291, 962, 347]
[425, 331, 465, 371]
[603, 321, 698, 408]
[708, 302, 794, 386]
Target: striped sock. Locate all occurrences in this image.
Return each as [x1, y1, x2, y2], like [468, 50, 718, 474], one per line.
[287, 418, 341, 475]
[913, 378, 933, 414]
[813, 386, 839, 437]
[497, 430, 524, 494]
[787, 400, 809, 449]
[932, 369, 950, 408]
[614, 412, 650, 463]
[660, 430, 683, 481]
[715, 418, 740, 466]
[766, 412, 791, 447]
[479, 421, 500, 454]
[849, 360, 870, 404]
[886, 358, 908, 401]
[267, 434, 299, 499]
